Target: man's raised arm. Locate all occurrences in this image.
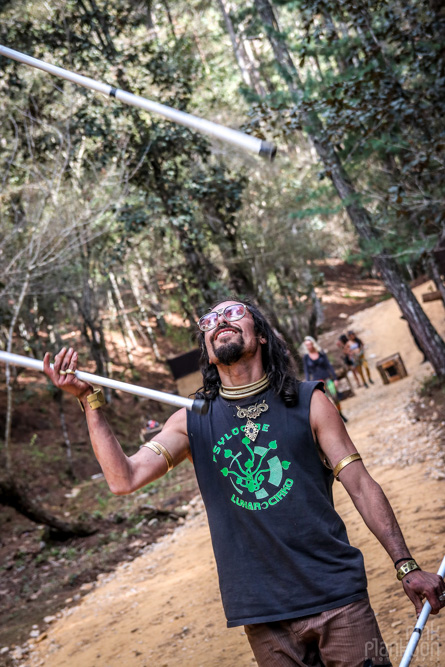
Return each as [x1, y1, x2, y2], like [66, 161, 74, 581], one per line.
[43, 348, 190, 495]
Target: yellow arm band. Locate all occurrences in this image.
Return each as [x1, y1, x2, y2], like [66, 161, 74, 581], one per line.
[140, 440, 174, 472]
[77, 387, 105, 412]
[87, 388, 106, 410]
[396, 559, 420, 581]
[333, 453, 362, 480]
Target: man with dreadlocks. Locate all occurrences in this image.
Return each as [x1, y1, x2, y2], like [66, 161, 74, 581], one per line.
[44, 299, 444, 667]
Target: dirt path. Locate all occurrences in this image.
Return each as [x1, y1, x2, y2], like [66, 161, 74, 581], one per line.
[21, 283, 445, 667]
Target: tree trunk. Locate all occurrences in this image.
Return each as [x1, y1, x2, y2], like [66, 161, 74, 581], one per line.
[274, 273, 304, 344]
[109, 271, 138, 349]
[217, 0, 266, 96]
[134, 248, 167, 335]
[54, 389, 75, 480]
[160, 0, 177, 41]
[373, 257, 445, 370]
[203, 209, 254, 295]
[307, 286, 324, 338]
[109, 303, 135, 366]
[150, 155, 221, 308]
[425, 252, 445, 309]
[5, 272, 30, 474]
[74, 253, 110, 380]
[254, 0, 445, 377]
[256, 287, 301, 360]
[131, 316, 149, 346]
[74, 296, 109, 378]
[128, 263, 162, 361]
[0, 476, 96, 540]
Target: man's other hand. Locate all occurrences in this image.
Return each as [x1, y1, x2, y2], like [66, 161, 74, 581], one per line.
[402, 569, 445, 616]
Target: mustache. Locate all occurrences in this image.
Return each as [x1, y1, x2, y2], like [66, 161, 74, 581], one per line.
[211, 323, 242, 343]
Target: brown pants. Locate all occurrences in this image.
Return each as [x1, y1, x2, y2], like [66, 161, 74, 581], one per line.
[245, 598, 391, 667]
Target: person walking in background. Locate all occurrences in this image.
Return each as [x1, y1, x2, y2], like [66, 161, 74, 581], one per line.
[348, 331, 374, 386]
[338, 334, 369, 388]
[337, 334, 363, 388]
[303, 336, 348, 422]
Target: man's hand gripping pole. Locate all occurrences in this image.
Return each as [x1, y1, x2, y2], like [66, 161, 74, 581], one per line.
[0, 351, 208, 414]
[399, 554, 445, 667]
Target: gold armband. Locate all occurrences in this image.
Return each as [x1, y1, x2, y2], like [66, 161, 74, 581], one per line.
[77, 388, 106, 412]
[140, 440, 174, 472]
[333, 453, 362, 480]
[87, 388, 106, 410]
[396, 559, 420, 581]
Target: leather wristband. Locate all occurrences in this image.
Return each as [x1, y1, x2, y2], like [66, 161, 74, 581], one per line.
[396, 559, 420, 581]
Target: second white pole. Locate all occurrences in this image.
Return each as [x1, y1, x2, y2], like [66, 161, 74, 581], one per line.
[0, 45, 277, 159]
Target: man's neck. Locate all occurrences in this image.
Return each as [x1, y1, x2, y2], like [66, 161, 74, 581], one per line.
[217, 359, 266, 388]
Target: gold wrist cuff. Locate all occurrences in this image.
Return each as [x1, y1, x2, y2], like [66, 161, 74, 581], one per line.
[397, 559, 420, 581]
[78, 388, 105, 412]
[87, 388, 106, 410]
[333, 453, 362, 480]
[140, 440, 174, 472]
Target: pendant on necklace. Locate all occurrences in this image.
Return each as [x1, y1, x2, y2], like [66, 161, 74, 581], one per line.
[244, 419, 260, 442]
[236, 400, 269, 420]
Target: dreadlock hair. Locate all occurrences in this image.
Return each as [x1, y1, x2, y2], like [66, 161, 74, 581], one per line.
[195, 299, 300, 406]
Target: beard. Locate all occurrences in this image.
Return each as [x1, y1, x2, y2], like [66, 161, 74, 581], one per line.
[213, 340, 244, 366]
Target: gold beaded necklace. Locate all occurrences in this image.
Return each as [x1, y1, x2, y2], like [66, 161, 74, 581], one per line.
[219, 374, 269, 442]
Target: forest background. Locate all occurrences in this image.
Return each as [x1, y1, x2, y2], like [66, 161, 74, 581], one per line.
[0, 0, 445, 655]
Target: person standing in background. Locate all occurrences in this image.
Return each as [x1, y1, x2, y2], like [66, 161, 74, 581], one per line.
[337, 334, 363, 388]
[348, 331, 374, 386]
[303, 336, 348, 422]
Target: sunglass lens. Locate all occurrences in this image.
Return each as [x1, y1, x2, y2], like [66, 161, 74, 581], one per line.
[225, 304, 245, 321]
[199, 312, 218, 331]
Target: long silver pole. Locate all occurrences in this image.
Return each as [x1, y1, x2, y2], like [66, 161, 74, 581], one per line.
[0, 45, 276, 160]
[398, 555, 445, 667]
[0, 351, 207, 414]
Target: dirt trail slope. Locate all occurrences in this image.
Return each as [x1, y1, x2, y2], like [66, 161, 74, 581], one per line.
[22, 283, 445, 667]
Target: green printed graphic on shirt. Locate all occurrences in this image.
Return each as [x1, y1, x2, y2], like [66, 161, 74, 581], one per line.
[212, 424, 293, 510]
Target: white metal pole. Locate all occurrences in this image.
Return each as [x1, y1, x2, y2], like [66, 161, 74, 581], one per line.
[0, 44, 277, 159]
[0, 351, 208, 414]
[399, 555, 445, 667]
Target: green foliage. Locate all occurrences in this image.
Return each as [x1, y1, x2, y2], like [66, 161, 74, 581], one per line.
[240, 0, 444, 271]
[2, 0, 441, 381]
[420, 374, 445, 397]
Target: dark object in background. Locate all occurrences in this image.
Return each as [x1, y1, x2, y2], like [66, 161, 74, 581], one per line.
[167, 349, 201, 380]
[167, 349, 202, 399]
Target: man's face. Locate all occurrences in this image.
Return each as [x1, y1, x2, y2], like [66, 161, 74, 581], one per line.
[202, 301, 264, 367]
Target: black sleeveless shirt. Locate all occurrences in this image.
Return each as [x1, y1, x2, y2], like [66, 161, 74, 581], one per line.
[187, 381, 367, 627]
